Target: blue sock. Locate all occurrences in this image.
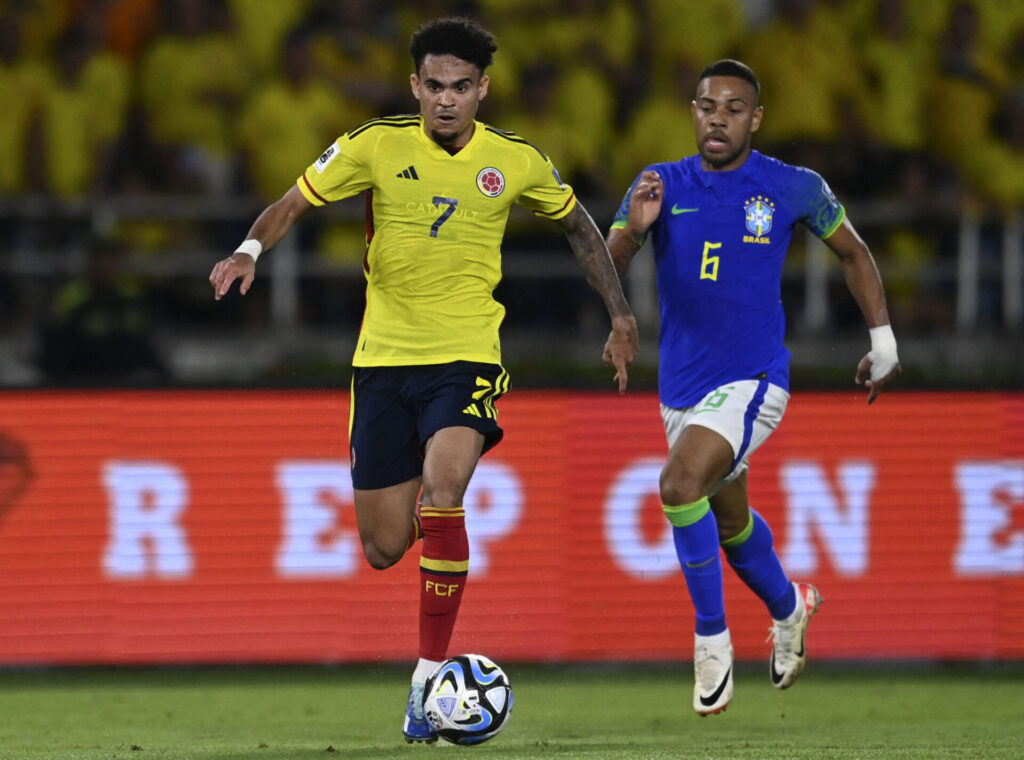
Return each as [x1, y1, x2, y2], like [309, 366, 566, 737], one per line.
[722, 508, 796, 620]
[664, 497, 726, 636]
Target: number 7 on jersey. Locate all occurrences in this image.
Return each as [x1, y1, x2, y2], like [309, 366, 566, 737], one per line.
[431, 196, 459, 237]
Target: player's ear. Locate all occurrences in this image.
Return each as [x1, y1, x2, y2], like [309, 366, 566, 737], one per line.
[410, 73, 421, 101]
[478, 74, 489, 101]
[750, 104, 764, 133]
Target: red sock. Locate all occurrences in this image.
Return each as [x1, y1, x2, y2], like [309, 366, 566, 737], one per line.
[418, 503, 468, 661]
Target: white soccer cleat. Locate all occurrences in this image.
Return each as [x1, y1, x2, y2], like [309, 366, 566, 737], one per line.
[768, 582, 823, 689]
[693, 632, 734, 716]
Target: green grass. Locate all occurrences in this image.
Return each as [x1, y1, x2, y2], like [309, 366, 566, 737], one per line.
[0, 663, 1021, 759]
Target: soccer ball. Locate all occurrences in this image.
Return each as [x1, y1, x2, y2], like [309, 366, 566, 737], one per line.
[422, 653, 513, 745]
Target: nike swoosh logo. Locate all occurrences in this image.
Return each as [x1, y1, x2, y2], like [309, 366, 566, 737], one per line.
[770, 630, 806, 685]
[671, 205, 699, 215]
[770, 652, 785, 685]
[685, 556, 716, 568]
[699, 665, 732, 707]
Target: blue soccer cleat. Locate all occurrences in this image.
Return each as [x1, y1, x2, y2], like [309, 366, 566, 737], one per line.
[403, 682, 437, 744]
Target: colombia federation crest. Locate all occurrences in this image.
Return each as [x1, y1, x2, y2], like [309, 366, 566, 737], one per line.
[476, 167, 505, 197]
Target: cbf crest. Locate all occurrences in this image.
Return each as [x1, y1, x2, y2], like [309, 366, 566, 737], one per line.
[744, 195, 775, 239]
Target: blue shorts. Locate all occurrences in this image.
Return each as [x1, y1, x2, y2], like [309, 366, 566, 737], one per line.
[349, 361, 510, 490]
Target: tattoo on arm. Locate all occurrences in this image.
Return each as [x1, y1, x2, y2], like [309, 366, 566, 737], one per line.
[558, 204, 632, 318]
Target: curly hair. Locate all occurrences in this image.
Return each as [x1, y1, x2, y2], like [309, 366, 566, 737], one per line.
[409, 17, 497, 74]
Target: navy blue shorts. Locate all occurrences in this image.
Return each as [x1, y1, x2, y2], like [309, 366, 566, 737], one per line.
[348, 361, 510, 490]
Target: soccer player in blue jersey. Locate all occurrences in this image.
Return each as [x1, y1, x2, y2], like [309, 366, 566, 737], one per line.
[607, 59, 900, 716]
[210, 17, 638, 743]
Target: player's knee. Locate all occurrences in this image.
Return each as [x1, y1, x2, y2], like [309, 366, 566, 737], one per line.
[419, 485, 465, 511]
[659, 465, 705, 507]
[361, 537, 403, 570]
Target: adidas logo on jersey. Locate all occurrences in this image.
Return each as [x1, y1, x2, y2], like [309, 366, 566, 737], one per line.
[396, 166, 419, 179]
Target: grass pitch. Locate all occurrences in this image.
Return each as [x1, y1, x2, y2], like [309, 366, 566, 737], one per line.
[0, 662, 1020, 759]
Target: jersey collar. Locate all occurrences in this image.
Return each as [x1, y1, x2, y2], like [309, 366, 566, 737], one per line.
[694, 149, 760, 189]
[416, 116, 483, 158]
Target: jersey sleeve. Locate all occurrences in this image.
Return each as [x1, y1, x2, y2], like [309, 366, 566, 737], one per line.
[515, 151, 576, 220]
[296, 132, 373, 206]
[609, 180, 635, 230]
[789, 166, 846, 239]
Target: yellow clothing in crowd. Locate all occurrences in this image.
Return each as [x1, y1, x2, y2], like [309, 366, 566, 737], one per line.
[40, 51, 130, 197]
[139, 30, 248, 159]
[0, 58, 48, 194]
[238, 78, 365, 202]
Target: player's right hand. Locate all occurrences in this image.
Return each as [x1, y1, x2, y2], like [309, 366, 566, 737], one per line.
[854, 353, 901, 404]
[603, 314, 639, 394]
[209, 253, 256, 300]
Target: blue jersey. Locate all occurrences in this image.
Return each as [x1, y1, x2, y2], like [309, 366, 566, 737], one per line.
[612, 150, 845, 407]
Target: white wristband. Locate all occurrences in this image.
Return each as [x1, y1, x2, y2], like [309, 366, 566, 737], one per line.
[234, 238, 262, 262]
[868, 324, 899, 382]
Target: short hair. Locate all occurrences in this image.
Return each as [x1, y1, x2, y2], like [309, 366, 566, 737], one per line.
[697, 59, 761, 100]
[409, 17, 497, 74]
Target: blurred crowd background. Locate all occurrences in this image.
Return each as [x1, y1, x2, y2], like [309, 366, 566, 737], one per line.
[0, 0, 1022, 388]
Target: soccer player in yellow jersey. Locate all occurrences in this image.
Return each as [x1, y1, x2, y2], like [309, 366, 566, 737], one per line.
[209, 17, 638, 743]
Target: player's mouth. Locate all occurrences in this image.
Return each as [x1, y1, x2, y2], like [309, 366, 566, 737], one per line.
[703, 132, 729, 152]
[435, 111, 458, 127]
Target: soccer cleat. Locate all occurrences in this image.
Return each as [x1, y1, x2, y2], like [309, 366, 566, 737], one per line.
[693, 633, 734, 716]
[768, 582, 823, 689]
[402, 682, 437, 744]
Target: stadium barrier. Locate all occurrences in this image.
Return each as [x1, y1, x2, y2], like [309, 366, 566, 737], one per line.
[0, 390, 1021, 664]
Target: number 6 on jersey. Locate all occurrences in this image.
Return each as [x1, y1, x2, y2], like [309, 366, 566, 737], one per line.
[701, 241, 721, 281]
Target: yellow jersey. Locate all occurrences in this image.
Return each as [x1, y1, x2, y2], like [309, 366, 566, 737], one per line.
[297, 115, 576, 367]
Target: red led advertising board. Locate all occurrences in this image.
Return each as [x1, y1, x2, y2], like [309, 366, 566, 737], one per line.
[0, 390, 1021, 664]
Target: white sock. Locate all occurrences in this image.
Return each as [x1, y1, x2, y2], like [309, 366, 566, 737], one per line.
[412, 658, 442, 684]
[695, 629, 731, 648]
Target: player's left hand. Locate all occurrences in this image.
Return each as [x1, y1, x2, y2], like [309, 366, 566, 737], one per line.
[855, 353, 901, 404]
[603, 314, 639, 394]
[627, 170, 664, 237]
